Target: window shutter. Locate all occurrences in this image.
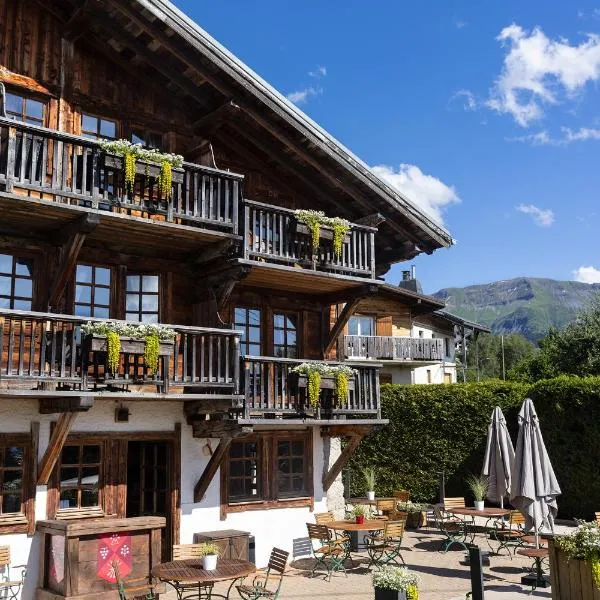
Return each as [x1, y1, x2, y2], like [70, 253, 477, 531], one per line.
[376, 315, 393, 336]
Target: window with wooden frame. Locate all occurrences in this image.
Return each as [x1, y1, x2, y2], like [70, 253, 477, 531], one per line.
[56, 441, 103, 515]
[273, 312, 298, 358]
[222, 431, 313, 515]
[348, 315, 375, 337]
[81, 113, 117, 140]
[0, 253, 33, 310]
[0, 434, 32, 533]
[5, 91, 46, 126]
[126, 274, 160, 323]
[234, 307, 262, 356]
[74, 264, 111, 318]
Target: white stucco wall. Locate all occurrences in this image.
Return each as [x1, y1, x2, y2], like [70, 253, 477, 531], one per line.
[0, 398, 330, 599]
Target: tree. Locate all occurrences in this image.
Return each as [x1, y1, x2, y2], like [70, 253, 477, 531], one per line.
[466, 333, 534, 381]
[510, 297, 600, 381]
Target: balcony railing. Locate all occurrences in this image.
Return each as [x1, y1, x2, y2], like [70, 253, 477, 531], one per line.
[242, 199, 377, 279]
[0, 309, 240, 393]
[241, 356, 381, 419]
[0, 118, 241, 233]
[344, 335, 446, 361]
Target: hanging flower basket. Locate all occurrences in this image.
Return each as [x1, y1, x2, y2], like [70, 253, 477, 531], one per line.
[86, 334, 174, 356]
[103, 154, 184, 184]
[295, 374, 355, 392]
[294, 221, 351, 243]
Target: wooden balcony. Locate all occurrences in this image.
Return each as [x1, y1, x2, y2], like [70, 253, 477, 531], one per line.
[242, 199, 377, 279]
[0, 118, 242, 237]
[241, 356, 381, 421]
[0, 309, 240, 395]
[343, 335, 446, 362]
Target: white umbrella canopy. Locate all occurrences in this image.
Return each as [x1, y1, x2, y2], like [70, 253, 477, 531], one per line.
[510, 398, 561, 540]
[482, 406, 515, 508]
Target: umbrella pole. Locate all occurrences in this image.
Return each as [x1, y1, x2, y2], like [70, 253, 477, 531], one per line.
[500, 497, 503, 509]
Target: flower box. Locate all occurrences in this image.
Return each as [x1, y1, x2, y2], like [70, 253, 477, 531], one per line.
[103, 154, 184, 184]
[549, 537, 597, 598]
[86, 334, 174, 357]
[294, 221, 351, 244]
[374, 589, 409, 600]
[296, 374, 355, 392]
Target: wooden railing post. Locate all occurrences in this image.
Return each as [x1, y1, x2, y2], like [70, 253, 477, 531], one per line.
[5, 127, 16, 192]
[232, 180, 240, 235]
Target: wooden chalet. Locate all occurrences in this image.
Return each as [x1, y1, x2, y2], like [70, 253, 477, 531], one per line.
[0, 0, 453, 596]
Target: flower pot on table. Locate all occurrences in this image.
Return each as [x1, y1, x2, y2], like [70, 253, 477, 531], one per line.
[202, 555, 218, 570]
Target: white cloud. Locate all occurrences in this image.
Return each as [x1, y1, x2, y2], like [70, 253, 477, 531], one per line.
[487, 24, 600, 126]
[508, 126, 600, 145]
[454, 18, 467, 29]
[371, 163, 461, 225]
[574, 265, 600, 283]
[286, 86, 322, 105]
[516, 203, 555, 227]
[308, 66, 327, 78]
[451, 89, 478, 111]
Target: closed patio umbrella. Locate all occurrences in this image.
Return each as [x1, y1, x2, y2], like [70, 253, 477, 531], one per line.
[510, 398, 561, 547]
[482, 406, 514, 508]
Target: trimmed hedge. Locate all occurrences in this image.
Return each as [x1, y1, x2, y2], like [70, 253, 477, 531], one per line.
[346, 377, 600, 520]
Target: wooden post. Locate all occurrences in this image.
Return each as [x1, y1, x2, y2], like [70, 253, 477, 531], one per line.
[37, 412, 78, 485]
[193, 436, 233, 503]
[322, 433, 365, 491]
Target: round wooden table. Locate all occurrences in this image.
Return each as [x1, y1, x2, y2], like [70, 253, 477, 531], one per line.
[448, 507, 511, 519]
[347, 497, 395, 507]
[327, 519, 386, 554]
[152, 558, 256, 600]
[517, 547, 550, 591]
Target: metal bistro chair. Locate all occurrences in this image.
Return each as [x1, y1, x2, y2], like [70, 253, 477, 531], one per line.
[237, 547, 289, 600]
[492, 510, 526, 556]
[0, 546, 26, 600]
[433, 505, 470, 553]
[375, 499, 396, 520]
[171, 544, 216, 597]
[306, 523, 347, 581]
[365, 518, 407, 568]
[113, 560, 157, 600]
[314, 512, 350, 546]
[393, 489, 410, 503]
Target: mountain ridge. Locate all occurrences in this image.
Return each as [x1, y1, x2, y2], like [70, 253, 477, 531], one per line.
[432, 277, 600, 342]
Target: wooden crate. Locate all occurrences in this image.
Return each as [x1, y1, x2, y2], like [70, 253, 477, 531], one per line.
[36, 517, 166, 600]
[549, 538, 600, 599]
[193, 530, 250, 562]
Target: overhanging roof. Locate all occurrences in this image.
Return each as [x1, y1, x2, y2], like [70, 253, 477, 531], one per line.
[434, 310, 491, 333]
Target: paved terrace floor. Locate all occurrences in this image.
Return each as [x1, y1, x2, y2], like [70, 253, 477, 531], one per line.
[171, 525, 562, 600]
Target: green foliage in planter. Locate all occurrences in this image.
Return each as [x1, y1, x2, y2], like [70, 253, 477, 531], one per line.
[144, 333, 161, 373]
[159, 160, 173, 199]
[372, 567, 419, 597]
[361, 467, 376, 491]
[124, 151, 136, 195]
[350, 504, 371, 518]
[196, 542, 221, 557]
[291, 362, 352, 408]
[396, 502, 428, 514]
[330, 364, 354, 405]
[329, 217, 351, 258]
[346, 378, 600, 520]
[556, 522, 600, 588]
[294, 209, 351, 257]
[106, 331, 121, 374]
[466, 474, 489, 502]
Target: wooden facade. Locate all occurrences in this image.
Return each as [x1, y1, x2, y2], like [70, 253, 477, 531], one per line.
[0, 0, 454, 592]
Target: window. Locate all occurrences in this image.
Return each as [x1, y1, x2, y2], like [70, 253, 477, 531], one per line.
[74, 264, 111, 318]
[58, 442, 102, 510]
[126, 274, 159, 323]
[348, 315, 375, 337]
[228, 439, 262, 502]
[5, 91, 45, 126]
[0, 443, 26, 517]
[418, 330, 424, 338]
[223, 432, 312, 513]
[81, 113, 117, 140]
[234, 307, 261, 356]
[273, 312, 298, 358]
[131, 128, 162, 149]
[426, 369, 432, 384]
[0, 253, 33, 310]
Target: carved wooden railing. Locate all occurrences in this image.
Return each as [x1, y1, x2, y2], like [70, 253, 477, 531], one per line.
[242, 199, 377, 278]
[241, 355, 381, 419]
[0, 117, 242, 233]
[0, 309, 240, 393]
[344, 335, 446, 361]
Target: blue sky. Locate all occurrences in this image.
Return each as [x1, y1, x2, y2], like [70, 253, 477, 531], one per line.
[176, 0, 600, 294]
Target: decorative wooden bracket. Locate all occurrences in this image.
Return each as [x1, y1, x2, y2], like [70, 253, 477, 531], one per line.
[193, 437, 232, 503]
[191, 239, 236, 266]
[48, 214, 99, 311]
[323, 297, 361, 358]
[322, 428, 370, 491]
[39, 395, 94, 414]
[37, 412, 78, 485]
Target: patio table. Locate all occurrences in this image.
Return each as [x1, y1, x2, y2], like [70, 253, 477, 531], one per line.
[152, 558, 255, 600]
[347, 497, 395, 506]
[448, 507, 511, 552]
[327, 519, 386, 553]
[517, 547, 550, 591]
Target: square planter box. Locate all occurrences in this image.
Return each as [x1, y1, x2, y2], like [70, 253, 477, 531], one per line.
[294, 221, 351, 244]
[296, 374, 355, 392]
[374, 588, 409, 600]
[103, 154, 184, 184]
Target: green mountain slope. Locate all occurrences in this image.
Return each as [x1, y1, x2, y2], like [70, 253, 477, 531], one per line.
[433, 277, 600, 342]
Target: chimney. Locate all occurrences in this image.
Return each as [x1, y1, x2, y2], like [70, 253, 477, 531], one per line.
[402, 270, 411, 281]
[411, 265, 417, 280]
[398, 264, 423, 294]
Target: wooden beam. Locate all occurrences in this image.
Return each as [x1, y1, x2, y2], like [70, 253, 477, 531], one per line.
[322, 433, 365, 491]
[39, 395, 95, 414]
[33, 0, 69, 23]
[190, 239, 236, 266]
[324, 297, 361, 358]
[63, 2, 92, 42]
[37, 412, 78, 485]
[48, 215, 99, 310]
[319, 283, 379, 307]
[193, 437, 232, 502]
[355, 213, 386, 227]
[191, 420, 252, 439]
[184, 398, 242, 424]
[193, 102, 238, 134]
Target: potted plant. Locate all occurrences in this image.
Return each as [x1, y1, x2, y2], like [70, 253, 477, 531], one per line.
[372, 566, 420, 600]
[294, 209, 351, 259]
[362, 467, 376, 501]
[351, 505, 370, 525]
[554, 521, 600, 592]
[466, 474, 489, 511]
[197, 542, 221, 571]
[396, 502, 429, 529]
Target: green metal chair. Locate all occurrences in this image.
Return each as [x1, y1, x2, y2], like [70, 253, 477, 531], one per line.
[0, 546, 26, 600]
[112, 560, 157, 600]
[236, 547, 289, 600]
[491, 510, 526, 556]
[433, 505, 470, 553]
[306, 523, 347, 581]
[365, 518, 407, 567]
